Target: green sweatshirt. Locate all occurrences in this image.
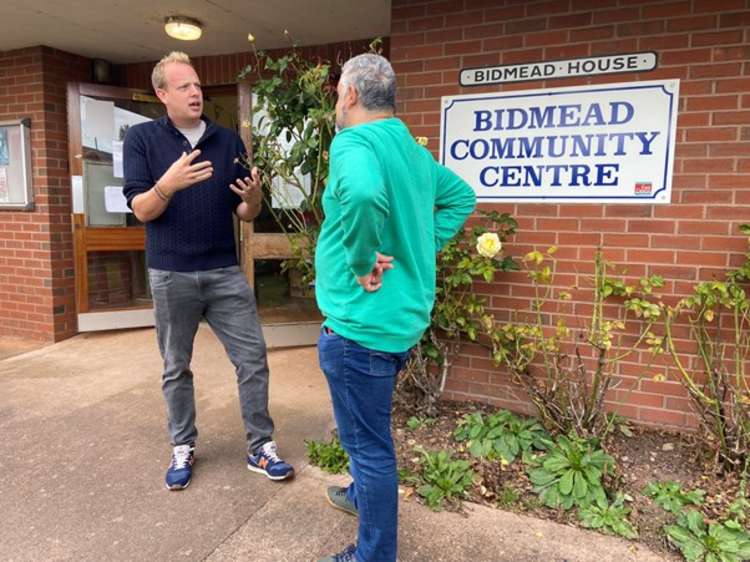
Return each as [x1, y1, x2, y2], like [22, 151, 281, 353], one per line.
[315, 117, 476, 352]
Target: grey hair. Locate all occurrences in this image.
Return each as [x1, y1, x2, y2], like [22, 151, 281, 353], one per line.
[340, 54, 396, 112]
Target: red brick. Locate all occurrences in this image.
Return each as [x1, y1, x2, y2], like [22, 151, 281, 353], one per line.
[681, 190, 732, 204]
[484, 5, 525, 22]
[464, 23, 504, 39]
[661, 48, 713, 66]
[503, 48, 544, 64]
[628, 220, 675, 234]
[691, 62, 743, 79]
[691, 30, 744, 47]
[570, 26, 614, 42]
[645, 1, 692, 18]
[651, 235, 703, 249]
[602, 233, 649, 247]
[591, 39, 638, 56]
[619, 20, 668, 36]
[676, 251, 729, 267]
[445, 40, 483, 55]
[409, 16, 447, 31]
[391, 32, 426, 47]
[685, 127, 737, 142]
[683, 158, 736, 173]
[423, 56, 462, 71]
[525, 30, 569, 46]
[549, 13, 593, 29]
[639, 34, 690, 50]
[668, 14, 718, 32]
[719, 11, 750, 28]
[505, 18, 548, 35]
[593, 7, 639, 24]
[713, 111, 750, 125]
[715, 78, 750, 93]
[678, 221, 729, 235]
[709, 143, 750, 157]
[693, 0, 745, 12]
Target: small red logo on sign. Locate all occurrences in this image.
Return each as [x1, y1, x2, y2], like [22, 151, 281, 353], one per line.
[634, 182, 652, 194]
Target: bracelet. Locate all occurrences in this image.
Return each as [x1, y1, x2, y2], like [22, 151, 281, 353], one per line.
[153, 182, 171, 202]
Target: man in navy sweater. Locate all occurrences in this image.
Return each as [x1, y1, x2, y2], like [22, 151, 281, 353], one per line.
[123, 51, 293, 490]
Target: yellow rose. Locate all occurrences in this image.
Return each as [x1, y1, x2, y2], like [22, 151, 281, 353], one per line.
[247, 33, 256, 43]
[476, 232, 501, 258]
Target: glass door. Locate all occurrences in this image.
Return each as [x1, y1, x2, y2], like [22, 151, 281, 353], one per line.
[67, 83, 163, 331]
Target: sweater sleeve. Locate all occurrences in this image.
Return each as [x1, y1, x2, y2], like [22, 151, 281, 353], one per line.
[331, 133, 390, 277]
[433, 162, 476, 251]
[122, 126, 153, 209]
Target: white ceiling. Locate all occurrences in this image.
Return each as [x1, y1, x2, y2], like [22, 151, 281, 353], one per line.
[0, 0, 391, 63]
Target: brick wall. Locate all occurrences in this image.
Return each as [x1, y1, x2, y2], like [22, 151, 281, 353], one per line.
[391, 0, 750, 428]
[0, 46, 90, 341]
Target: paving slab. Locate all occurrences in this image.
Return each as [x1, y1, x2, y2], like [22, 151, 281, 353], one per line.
[0, 327, 672, 562]
[0, 327, 331, 562]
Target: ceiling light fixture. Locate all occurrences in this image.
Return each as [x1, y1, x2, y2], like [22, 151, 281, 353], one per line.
[164, 16, 203, 41]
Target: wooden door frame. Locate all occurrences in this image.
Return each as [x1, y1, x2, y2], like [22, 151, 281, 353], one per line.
[236, 79, 295, 283]
[67, 82, 154, 317]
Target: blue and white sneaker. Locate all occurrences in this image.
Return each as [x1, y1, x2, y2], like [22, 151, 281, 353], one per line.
[318, 544, 356, 562]
[165, 444, 194, 490]
[247, 441, 294, 481]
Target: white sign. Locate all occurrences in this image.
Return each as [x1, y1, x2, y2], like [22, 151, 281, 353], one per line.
[104, 185, 131, 213]
[460, 52, 657, 87]
[440, 79, 679, 204]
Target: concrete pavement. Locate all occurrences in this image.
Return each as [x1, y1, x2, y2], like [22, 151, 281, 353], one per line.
[0, 327, 671, 561]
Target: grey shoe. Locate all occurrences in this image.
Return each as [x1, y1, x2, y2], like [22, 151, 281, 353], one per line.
[326, 485, 358, 517]
[317, 543, 356, 562]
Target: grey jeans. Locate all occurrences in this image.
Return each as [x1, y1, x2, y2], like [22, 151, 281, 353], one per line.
[148, 265, 274, 452]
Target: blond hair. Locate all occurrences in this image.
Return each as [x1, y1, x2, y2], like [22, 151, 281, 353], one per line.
[151, 51, 192, 91]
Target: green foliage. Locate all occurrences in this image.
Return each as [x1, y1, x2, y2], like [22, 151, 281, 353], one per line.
[395, 211, 519, 416]
[237, 39, 377, 284]
[453, 410, 551, 464]
[643, 481, 706, 513]
[414, 448, 474, 511]
[604, 412, 635, 438]
[661, 224, 750, 473]
[305, 435, 349, 474]
[494, 249, 662, 438]
[527, 434, 614, 511]
[665, 510, 750, 562]
[726, 465, 750, 524]
[429, 210, 519, 356]
[578, 493, 638, 540]
[406, 416, 435, 431]
[497, 485, 521, 508]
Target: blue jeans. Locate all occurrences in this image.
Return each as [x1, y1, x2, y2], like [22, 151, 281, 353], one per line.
[318, 329, 410, 562]
[149, 265, 274, 452]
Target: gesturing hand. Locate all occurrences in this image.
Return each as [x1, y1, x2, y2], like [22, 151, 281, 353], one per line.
[229, 166, 262, 207]
[356, 252, 394, 292]
[157, 149, 213, 196]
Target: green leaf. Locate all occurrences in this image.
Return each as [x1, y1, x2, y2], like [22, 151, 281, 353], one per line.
[559, 469, 574, 496]
[573, 471, 589, 499]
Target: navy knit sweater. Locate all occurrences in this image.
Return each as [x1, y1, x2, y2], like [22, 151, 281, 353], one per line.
[123, 116, 245, 272]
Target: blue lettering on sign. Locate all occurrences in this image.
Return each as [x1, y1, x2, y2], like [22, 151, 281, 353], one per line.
[478, 163, 622, 188]
[472, 101, 635, 132]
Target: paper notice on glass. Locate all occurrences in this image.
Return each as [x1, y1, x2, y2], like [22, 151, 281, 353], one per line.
[81, 96, 115, 154]
[112, 140, 124, 178]
[104, 185, 131, 213]
[114, 107, 151, 142]
[71, 175, 84, 213]
[0, 166, 8, 202]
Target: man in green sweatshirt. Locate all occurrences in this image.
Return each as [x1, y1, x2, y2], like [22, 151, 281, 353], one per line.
[315, 54, 476, 562]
